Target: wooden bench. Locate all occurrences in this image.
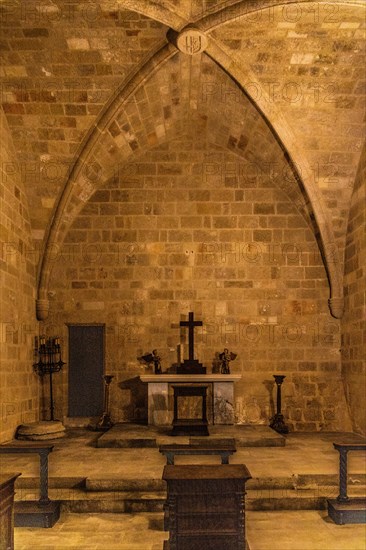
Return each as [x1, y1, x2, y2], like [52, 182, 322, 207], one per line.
[0, 442, 60, 527]
[0, 473, 21, 550]
[327, 441, 366, 525]
[159, 443, 236, 465]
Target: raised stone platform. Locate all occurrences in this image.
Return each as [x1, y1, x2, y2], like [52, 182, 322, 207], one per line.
[2, 429, 364, 521]
[96, 423, 285, 448]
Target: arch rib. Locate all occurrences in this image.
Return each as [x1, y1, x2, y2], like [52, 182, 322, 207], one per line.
[205, 38, 344, 318]
[198, 0, 366, 32]
[36, 43, 178, 319]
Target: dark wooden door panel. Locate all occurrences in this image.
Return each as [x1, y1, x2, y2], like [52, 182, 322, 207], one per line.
[68, 325, 104, 417]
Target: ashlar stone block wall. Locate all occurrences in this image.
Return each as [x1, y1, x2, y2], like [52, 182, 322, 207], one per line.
[0, 108, 39, 443]
[45, 134, 352, 431]
[342, 144, 366, 436]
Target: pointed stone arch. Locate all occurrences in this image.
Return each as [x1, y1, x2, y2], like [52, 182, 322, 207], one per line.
[36, 30, 344, 320]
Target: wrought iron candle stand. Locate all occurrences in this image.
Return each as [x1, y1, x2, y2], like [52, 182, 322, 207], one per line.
[96, 375, 114, 431]
[270, 374, 289, 434]
[33, 336, 65, 421]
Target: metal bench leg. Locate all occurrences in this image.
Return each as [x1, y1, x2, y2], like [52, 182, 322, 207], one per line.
[221, 453, 229, 464]
[337, 448, 349, 502]
[39, 449, 51, 504]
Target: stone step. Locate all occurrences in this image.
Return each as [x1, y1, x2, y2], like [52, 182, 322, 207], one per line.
[14, 485, 366, 513]
[15, 474, 366, 493]
[16, 489, 167, 514]
[62, 501, 164, 513]
[83, 476, 297, 492]
[247, 486, 366, 508]
[248, 493, 327, 511]
[85, 477, 165, 492]
[96, 424, 285, 448]
[295, 473, 366, 488]
[16, 476, 85, 489]
[14, 490, 326, 513]
[84, 475, 366, 492]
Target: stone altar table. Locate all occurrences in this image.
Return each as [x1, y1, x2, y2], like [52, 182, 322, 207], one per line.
[140, 374, 241, 426]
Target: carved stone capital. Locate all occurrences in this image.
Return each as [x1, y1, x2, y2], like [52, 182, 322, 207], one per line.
[329, 297, 344, 319]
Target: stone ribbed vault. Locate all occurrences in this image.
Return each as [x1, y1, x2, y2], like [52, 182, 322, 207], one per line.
[0, 0, 364, 319]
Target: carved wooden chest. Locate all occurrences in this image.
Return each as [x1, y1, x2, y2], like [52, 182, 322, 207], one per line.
[0, 473, 20, 550]
[163, 464, 251, 550]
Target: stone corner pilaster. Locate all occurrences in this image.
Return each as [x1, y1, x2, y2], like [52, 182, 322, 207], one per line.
[329, 297, 345, 319]
[36, 299, 50, 321]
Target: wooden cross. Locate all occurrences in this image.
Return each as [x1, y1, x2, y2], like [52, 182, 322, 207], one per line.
[180, 312, 202, 362]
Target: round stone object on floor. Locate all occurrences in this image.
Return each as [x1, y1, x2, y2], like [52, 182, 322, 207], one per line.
[16, 421, 66, 440]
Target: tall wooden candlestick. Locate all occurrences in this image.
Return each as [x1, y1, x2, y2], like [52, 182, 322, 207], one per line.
[270, 375, 289, 434]
[96, 375, 114, 431]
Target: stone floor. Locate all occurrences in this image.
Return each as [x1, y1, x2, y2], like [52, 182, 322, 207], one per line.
[96, 423, 285, 448]
[2, 426, 364, 480]
[14, 510, 366, 550]
[1, 425, 365, 549]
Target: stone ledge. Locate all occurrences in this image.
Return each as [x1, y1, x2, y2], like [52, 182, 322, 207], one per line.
[140, 374, 242, 383]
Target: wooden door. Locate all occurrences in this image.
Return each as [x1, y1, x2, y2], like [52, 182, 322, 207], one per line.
[68, 325, 104, 417]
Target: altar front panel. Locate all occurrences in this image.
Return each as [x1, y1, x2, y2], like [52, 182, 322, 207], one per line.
[147, 383, 213, 425]
[142, 375, 241, 426]
[213, 382, 235, 424]
[148, 382, 169, 426]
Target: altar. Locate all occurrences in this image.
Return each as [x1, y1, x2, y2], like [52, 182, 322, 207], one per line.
[140, 374, 241, 426]
[139, 312, 241, 429]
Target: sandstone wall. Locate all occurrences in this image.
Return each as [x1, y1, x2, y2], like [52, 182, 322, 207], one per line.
[342, 145, 366, 436]
[0, 108, 39, 443]
[45, 134, 352, 431]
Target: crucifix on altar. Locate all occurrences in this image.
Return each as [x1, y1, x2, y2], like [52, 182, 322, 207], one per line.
[177, 311, 206, 374]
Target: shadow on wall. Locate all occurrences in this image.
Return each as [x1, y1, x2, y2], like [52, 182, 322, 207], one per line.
[211, 352, 222, 374]
[119, 377, 147, 423]
[263, 379, 276, 418]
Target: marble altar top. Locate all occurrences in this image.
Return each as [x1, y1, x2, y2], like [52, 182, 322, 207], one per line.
[140, 374, 241, 382]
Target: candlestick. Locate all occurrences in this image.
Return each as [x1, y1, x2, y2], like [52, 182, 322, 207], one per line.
[96, 375, 114, 431]
[33, 336, 65, 421]
[270, 374, 289, 434]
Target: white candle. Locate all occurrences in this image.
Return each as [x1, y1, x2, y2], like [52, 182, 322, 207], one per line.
[179, 344, 184, 364]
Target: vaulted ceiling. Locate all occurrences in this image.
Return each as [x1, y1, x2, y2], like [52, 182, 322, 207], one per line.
[1, 0, 365, 317]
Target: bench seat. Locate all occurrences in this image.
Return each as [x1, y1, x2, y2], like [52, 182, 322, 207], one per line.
[159, 444, 236, 465]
